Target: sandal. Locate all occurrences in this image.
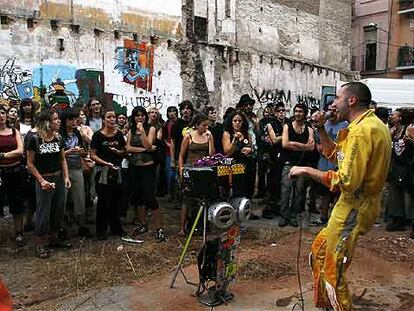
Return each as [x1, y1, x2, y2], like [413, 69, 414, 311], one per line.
[35, 246, 50, 259]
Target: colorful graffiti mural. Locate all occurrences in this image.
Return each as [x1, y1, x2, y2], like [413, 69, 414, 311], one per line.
[0, 57, 33, 100]
[0, 58, 105, 110]
[114, 39, 154, 91]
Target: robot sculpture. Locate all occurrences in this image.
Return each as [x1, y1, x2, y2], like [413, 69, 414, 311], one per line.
[170, 155, 251, 307]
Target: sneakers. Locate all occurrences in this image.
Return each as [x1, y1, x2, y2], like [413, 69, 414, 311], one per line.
[48, 238, 71, 249]
[289, 219, 299, 228]
[386, 218, 405, 232]
[132, 223, 148, 236]
[155, 228, 166, 242]
[15, 234, 25, 247]
[97, 234, 107, 241]
[279, 218, 288, 227]
[262, 210, 275, 220]
[24, 222, 35, 232]
[78, 227, 93, 238]
[58, 228, 68, 241]
[35, 245, 50, 259]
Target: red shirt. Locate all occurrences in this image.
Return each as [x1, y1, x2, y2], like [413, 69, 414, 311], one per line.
[0, 130, 19, 166]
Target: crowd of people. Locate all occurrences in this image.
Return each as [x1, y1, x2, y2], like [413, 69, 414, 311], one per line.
[1, 90, 413, 260]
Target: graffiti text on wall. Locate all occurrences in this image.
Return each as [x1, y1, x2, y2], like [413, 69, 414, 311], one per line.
[254, 88, 291, 106]
[111, 91, 181, 112]
[254, 88, 320, 110]
[296, 94, 320, 110]
[115, 39, 154, 91]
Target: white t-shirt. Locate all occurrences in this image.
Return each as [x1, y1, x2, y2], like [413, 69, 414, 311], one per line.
[19, 123, 32, 137]
[89, 117, 102, 133]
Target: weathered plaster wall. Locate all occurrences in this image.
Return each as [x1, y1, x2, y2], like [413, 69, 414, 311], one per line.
[1, 0, 352, 119]
[0, 0, 183, 115]
[197, 0, 351, 117]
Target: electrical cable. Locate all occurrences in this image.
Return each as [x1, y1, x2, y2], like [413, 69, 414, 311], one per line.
[291, 184, 305, 311]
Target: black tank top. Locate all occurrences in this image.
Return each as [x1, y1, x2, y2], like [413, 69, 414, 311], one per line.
[282, 121, 309, 165]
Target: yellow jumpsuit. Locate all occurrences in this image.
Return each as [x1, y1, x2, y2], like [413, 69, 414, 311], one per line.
[311, 110, 391, 311]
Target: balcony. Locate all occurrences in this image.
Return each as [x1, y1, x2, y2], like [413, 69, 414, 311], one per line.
[399, 0, 414, 14]
[397, 46, 414, 70]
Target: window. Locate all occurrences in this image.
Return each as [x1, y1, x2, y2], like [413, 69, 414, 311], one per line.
[194, 16, 208, 42]
[225, 0, 231, 18]
[364, 27, 377, 71]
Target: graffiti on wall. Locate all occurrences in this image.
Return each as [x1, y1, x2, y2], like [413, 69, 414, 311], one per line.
[254, 88, 292, 106]
[0, 58, 104, 110]
[110, 91, 181, 112]
[114, 39, 154, 91]
[253, 87, 320, 110]
[0, 58, 33, 100]
[296, 94, 320, 110]
[0, 51, 177, 115]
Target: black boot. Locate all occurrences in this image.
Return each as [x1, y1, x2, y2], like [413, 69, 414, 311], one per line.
[386, 217, 405, 232]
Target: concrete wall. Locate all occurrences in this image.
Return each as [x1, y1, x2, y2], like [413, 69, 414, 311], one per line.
[0, 0, 352, 119]
[198, 0, 350, 117]
[0, 0, 182, 116]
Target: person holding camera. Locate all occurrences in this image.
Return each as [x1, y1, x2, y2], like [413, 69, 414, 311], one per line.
[223, 111, 255, 199]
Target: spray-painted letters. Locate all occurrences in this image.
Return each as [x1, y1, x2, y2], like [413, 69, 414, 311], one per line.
[254, 88, 291, 106]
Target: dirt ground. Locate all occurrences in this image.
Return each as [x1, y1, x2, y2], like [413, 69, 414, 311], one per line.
[1, 199, 413, 311]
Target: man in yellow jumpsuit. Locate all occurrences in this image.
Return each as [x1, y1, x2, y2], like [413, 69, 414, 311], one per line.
[289, 82, 391, 311]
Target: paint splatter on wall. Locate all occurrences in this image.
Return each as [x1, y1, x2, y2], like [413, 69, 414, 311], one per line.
[114, 39, 154, 91]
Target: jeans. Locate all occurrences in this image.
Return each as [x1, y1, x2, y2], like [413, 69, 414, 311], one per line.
[164, 156, 176, 197]
[35, 174, 65, 236]
[279, 164, 306, 221]
[64, 169, 86, 225]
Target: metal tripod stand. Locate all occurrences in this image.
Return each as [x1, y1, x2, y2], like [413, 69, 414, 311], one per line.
[170, 200, 208, 288]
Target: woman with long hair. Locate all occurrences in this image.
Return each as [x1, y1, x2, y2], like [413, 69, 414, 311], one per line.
[60, 107, 92, 238]
[77, 108, 95, 216]
[27, 109, 71, 258]
[222, 111, 254, 199]
[0, 104, 25, 245]
[19, 98, 36, 137]
[178, 113, 215, 236]
[6, 106, 20, 130]
[163, 106, 178, 201]
[90, 110, 126, 240]
[127, 106, 165, 242]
